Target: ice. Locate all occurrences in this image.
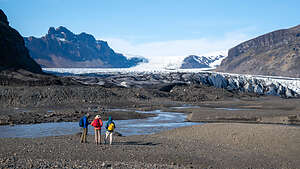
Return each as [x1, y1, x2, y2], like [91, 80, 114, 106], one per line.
[43, 68, 300, 96]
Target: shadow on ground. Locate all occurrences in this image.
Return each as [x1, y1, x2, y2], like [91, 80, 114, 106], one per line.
[113, 141, 160, 146]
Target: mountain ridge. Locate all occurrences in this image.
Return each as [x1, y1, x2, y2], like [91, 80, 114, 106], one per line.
[24, 26, 148, 68]
[217, 24, 300, 78]
[180, 55, 225, 69]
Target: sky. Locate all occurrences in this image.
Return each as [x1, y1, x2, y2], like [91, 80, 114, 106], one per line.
[2, 0, 300, 67]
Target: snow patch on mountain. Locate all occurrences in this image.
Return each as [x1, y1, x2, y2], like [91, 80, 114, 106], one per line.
[180, 54, 226, 69]
[208, 55, 227, 68]
[57, 37, 67, 42]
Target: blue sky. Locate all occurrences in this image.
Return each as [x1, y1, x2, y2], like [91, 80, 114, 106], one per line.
[2, 0, 300, 67]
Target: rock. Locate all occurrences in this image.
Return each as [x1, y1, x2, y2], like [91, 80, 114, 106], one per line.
[0, 115, 10, 125]
[101, 162, 111, 167]
[113, 131, 123, 137]
[24, 26, 148, 68]
[0, 9, 43, 74]
[53, 118, 62, 122]
[0, 9, 9, 25]
[217, 24, 300, 78]
[120, 81, 128, 88]
[180, 55, 211, 69]
[159, 84, 176, 92]
[180, 55, 225, 69]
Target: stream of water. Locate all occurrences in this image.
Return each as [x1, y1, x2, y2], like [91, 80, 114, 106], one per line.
[0, 109, 199, 138]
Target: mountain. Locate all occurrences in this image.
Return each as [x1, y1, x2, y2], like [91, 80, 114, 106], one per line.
[217, 25, 300, 78]
[180, 55, 225, 69]
[0, 9, 43, 74]
[24, 26, 148, 68]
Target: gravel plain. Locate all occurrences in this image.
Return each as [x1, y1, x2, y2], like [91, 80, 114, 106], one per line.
[1, 123, 299, 168]
[1, 71, 300, 168]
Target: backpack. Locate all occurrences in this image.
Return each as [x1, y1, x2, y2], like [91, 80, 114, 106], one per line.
[92, 119, 103, 128]
[79, 117, 84, 127]
[108, 122, 115, 131]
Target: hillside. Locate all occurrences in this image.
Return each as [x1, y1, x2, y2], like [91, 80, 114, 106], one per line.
[217, 25, 300, 78]
[0, 9, 43, 74]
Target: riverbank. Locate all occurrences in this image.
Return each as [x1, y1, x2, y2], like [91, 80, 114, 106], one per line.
[159, 96, 300, 125]
[2, 69, 300, 126]
[0, 83, 252, 125]
[2, 84, 300, 126]
[1, 123, 299, 168]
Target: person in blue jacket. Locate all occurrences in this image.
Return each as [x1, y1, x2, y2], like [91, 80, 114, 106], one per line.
[79, 113, 90, 143]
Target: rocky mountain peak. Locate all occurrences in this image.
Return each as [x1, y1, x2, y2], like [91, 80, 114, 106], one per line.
[24, 26, 148, 68]
[56, 26, 74, 37]
[47, 27, 56, 34]
[180, 55, 225, 69]
[46, 26, 74, 40]
[0, 9, 9, 25]
[56, 26, 71, 32]
[78, 32, 96, 43]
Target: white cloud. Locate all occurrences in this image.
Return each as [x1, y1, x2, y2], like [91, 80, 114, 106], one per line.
[101, 30, 251, 69]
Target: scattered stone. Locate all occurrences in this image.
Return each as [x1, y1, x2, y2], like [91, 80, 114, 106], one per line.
[113, 131, 123, 137]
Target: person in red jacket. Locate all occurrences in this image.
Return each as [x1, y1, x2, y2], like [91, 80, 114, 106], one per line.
[91, 115, 103, 144]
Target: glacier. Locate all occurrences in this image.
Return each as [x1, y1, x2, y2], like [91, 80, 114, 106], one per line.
[44, 68, 300, 98]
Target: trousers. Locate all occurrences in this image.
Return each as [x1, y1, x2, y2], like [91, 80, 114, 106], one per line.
[105, 131, 113, 145]
[94, 129, 101, 144]
[80, 128, 88, 143]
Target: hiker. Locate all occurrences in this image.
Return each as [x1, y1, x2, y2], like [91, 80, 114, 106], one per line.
[104, 116, 116, 145]
[79, 113, 90, 143]
[91, 115, 103, 144]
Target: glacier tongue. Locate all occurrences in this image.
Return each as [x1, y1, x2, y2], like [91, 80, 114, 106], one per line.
[206, 72, 300, 98]
[44, 68, 300, 98]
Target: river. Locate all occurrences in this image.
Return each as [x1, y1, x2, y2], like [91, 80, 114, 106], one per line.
[0, 109, 200, 138]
